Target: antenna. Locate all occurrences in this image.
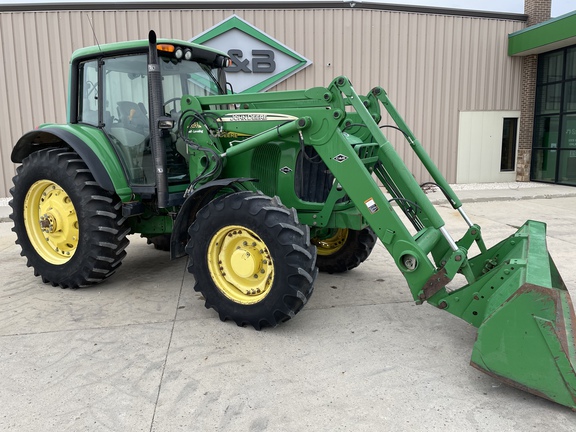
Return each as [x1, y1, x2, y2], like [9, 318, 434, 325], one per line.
[85, 14, 102, 52]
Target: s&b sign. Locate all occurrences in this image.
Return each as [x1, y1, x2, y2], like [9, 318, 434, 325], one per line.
[191, 15, 312, 93]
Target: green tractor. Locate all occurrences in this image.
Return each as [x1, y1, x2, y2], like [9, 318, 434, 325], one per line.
[10, 31, 576, 409]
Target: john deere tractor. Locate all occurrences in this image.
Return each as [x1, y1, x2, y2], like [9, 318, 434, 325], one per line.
[10, 31, 576, 409]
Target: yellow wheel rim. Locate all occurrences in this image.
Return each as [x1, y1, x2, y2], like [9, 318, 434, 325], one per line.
[313, 228, 349, 256]
[207, 225, 274, 305]
[23, 180, 79, 265]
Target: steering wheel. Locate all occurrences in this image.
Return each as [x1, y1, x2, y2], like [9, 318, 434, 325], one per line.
[163, 97, 181, 114]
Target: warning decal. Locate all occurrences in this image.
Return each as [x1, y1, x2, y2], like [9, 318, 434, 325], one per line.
[365, 198, 379, 214]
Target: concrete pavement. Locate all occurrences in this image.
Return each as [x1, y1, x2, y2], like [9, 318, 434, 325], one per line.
[1, 184, 576, 431]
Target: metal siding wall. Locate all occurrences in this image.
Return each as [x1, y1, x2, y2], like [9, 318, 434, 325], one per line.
[0, 8, 524, 196]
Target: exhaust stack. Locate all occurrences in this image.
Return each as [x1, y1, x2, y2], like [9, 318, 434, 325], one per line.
[147, 30, 168, 208]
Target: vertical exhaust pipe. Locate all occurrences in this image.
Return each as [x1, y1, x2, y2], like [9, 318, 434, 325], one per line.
[148, 30, 168, 208]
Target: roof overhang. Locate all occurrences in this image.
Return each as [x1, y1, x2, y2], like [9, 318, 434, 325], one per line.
[0, 1, 527, 20]
[508, 10, 576, 56]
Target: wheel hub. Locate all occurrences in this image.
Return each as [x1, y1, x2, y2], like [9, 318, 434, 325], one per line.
[208, 226, 274, 304]
[230, 249, 257, 278]
[39, 213, 56, 233]
[312, 228, 349, 256]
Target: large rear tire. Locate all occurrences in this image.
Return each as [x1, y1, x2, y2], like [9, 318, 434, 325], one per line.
[186, 191, 317, 329]
[312, 227, 377, 273]
[10, 148, 130, 288]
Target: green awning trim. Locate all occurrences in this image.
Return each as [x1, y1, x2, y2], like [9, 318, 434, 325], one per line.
[508, 10, 576, 56]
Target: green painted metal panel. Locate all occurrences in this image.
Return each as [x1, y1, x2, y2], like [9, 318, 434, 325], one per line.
[508, 11, 576, 56]
[37, 123, 132, 201]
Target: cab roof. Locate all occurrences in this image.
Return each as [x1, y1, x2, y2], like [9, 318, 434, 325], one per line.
[71, 37, 228, 62]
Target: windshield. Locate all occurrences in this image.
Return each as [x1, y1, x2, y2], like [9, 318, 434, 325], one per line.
[82, 53, 223, 186]
[161, 56, 223, 107]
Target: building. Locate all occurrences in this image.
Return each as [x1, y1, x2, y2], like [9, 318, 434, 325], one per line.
[509, 6, 576, 186]
[0, 1, 574, 197]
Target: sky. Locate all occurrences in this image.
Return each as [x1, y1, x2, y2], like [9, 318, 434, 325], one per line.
[385, 0, 574, 16]
[0, 0, 574, 18]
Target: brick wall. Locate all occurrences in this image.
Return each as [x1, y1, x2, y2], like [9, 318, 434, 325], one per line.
[525, 0, 552, 25]
[517, 0, 551, 181]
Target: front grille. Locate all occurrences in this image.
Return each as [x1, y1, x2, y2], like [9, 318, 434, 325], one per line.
[295, 147, 334, 203]
[251, 144, 281, 197]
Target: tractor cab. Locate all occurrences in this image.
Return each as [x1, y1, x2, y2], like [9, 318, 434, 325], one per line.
[72, 37, 229, 195]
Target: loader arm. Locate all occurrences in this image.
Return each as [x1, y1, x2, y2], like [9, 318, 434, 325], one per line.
[186, 76, 576, 409]
[322, 78, 576, 409]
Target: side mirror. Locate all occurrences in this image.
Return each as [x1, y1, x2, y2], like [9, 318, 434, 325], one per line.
[158, 116, 174, 130]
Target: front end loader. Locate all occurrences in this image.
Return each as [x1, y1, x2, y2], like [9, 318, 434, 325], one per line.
[10, 31, 576, 409]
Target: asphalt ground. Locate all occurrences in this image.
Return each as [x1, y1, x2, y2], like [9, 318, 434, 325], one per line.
[1, 184, 576, 431]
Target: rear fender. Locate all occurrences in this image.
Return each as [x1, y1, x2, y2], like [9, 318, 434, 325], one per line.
[170, 178, 254, 260]
[11, 126, 131, 200]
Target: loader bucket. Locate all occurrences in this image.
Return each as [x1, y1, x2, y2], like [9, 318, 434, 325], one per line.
[467, 220, 576, 409]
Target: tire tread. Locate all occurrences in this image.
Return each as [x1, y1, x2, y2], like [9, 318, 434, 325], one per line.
[9, 148, 130, 288]
[186, 191, 316, 330]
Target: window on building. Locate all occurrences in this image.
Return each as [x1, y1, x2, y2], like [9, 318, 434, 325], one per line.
[501, 118, 518, 171]
[532, 45, 576, 186]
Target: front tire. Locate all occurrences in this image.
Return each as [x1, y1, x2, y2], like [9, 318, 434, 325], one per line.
[10, 148, 130, 288]
[186, 191, 317, 329]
